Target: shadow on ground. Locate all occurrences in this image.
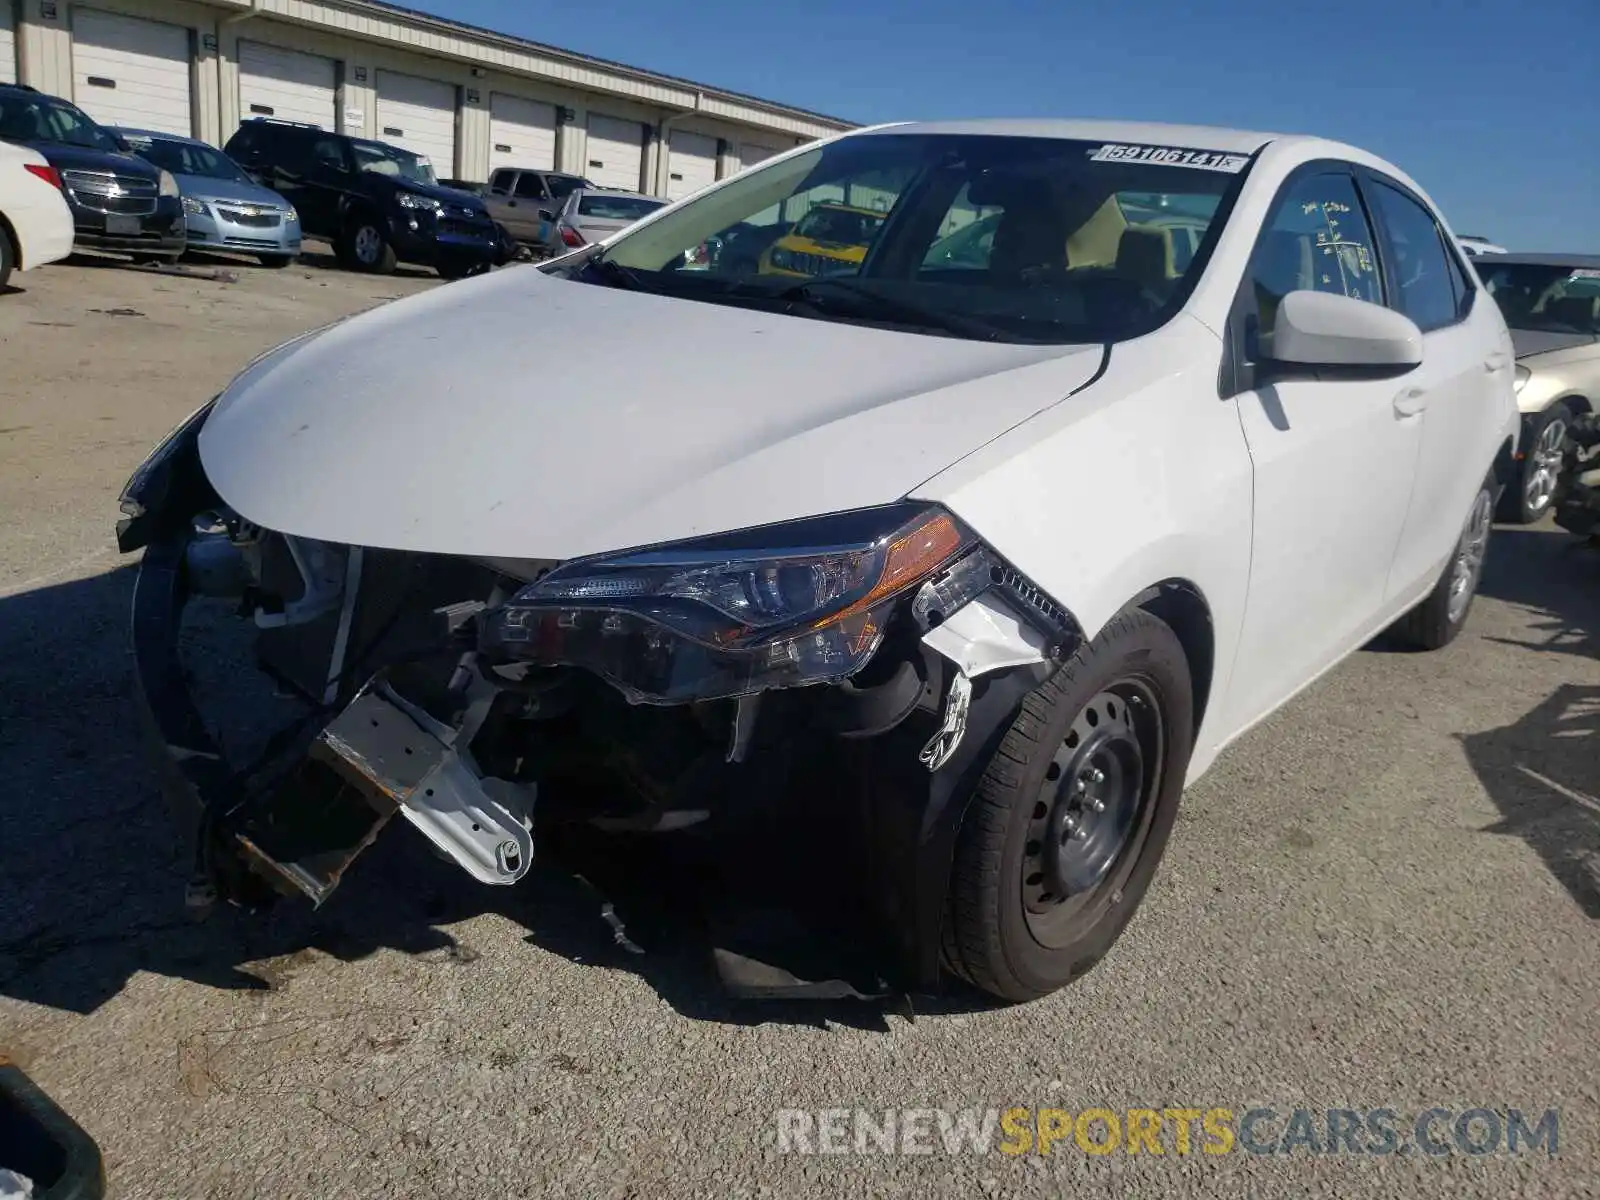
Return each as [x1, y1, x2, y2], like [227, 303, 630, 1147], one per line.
[1459, 523, 1600, 918]
[0, 563, 980, 1029]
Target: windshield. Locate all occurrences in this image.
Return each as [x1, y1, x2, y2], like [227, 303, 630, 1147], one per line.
[121, 133, 249, 182]
[0, 94, 119, 152]
[576, 194, 666, 220]
[351, 140, 438, 186]
[1475, 262, 1600, 335]
[565, 133, 1249, 344]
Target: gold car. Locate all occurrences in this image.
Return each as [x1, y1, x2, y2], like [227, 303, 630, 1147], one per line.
[759, 202, 887, 277]
[1474, 254, 1600, 523]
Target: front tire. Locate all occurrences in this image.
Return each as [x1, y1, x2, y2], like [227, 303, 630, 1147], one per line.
[257, 253, 296, 269]
[1390, 473, 1494, 650]
[1500, 403, 1572, 525]
[943, 608, 1194, 1003]
[338, 217, 396, 274]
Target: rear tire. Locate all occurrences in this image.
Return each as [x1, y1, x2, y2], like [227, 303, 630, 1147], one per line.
[1389, 473, 1495, 650]
[0, 229, 13, 290]
[1499, 403, 1572, 524]
[942, 607, 1194, 1003]
[338, 217, 396, 274]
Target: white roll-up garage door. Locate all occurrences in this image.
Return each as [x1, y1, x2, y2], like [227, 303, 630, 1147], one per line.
[488, 93, 555, 174]
[72, 9, 193, 136]
[665, 129, 717, 200]
[239, 41, 337, 129]
[584, 113, 644, 191]
[375, 70, 457, 177]
[738, 140, 781, 173]
[1, 3, 17, 86]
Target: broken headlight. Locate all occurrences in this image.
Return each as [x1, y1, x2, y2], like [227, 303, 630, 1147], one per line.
[480, 503, 974, 703]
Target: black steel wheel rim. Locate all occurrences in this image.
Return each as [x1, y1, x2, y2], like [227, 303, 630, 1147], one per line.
[1022, 680, 1164, 947]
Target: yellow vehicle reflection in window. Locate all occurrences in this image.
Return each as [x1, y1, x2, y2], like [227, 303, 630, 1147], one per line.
[758, 202, 888, 277]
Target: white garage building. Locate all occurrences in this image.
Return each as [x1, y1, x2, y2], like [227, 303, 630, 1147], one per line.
[2, 0, 853, 193]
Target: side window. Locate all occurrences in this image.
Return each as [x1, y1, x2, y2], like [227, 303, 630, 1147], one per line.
[1366, 181, 1460, 332]
[513, 173, 546, 199]
[310, 137, 347, 173]
[228, 125, 259, 158]
[1248, 171, 1384, 341]
[489, 169, 513, 194]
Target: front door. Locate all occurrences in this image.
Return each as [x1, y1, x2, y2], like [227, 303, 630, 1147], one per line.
[1360, 171, 1513, 604]
[1222, 165, 1424, 734]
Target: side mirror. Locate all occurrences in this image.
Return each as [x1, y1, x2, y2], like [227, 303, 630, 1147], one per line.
[111, 133, 131, 153]
[1267, 290, 1422, 374]
[537, 209, 555, 222]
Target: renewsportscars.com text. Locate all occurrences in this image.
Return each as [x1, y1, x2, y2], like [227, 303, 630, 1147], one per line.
[775, 1106, 1560, 1158]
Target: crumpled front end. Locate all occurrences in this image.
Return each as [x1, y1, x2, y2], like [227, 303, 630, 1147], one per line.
[1553, 411, 1600, 542]
[117, 404, 1084, 993]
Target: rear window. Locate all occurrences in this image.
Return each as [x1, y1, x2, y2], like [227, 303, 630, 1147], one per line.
[1476, 261, 1600, 334]
[577, 194, 665, 220]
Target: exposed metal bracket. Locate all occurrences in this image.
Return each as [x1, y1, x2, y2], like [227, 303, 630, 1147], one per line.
[400, 756, 535, 886]
[918, 670, 973, 772]
[726, 694, 761, 763]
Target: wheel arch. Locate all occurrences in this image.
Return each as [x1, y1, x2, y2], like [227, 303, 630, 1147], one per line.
[1494, 434, 1517, 488]
[1556, 394, 1592, 416]
[339, 196, 383, 230]
[0, 209, 22, 271]
[1124, 578, 1215, 739]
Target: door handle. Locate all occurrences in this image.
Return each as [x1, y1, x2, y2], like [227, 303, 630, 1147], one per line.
[1483, 351, 1510, 372]
[1394, 386, 1428, 417]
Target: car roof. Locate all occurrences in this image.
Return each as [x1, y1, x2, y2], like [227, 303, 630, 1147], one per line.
[112, 126, 206, 146]
[1479, 252, 1600, 269]
[574, 187, 662, 200]
[854, 118, 1288, 155]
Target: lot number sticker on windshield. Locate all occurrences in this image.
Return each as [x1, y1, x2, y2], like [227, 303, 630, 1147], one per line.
[1088, 143, 1250, 172]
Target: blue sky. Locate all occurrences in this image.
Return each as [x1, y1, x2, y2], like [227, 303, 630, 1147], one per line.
[409, 0, 1597, 252]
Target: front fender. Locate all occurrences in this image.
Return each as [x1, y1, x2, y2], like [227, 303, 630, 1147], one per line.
[912, 316, 1253, 769]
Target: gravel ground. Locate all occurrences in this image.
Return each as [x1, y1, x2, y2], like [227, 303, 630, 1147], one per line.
[1, 251, 1596, 1199]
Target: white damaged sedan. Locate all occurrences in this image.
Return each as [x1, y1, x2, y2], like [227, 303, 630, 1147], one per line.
[118, 120, 1518, 1003]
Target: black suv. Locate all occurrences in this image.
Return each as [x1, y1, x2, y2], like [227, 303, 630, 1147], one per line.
[223, 118, 498, 278]
[0, 83, 185, 262]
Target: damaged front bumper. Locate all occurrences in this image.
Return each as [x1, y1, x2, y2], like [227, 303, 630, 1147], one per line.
[1552, 412, 1600, 542]
[130, 530, 535, 915]
[118, 407, 1082, 993]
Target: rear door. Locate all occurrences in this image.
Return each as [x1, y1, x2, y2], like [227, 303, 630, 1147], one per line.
[499, 171, 551, 242]
[483, 167, 519, 232]
[1359, 170, 1513, 604]
[272, 131, 348, 238]
[1221, 163, 1423, 735]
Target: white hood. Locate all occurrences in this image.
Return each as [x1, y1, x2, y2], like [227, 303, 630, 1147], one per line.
[198, 265, 1103, 561]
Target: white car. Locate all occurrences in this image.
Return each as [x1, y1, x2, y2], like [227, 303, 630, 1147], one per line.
[0, 138, 74, 289]
[117, 119, 1518, 1004]
[1458, 235, 1508, 257]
